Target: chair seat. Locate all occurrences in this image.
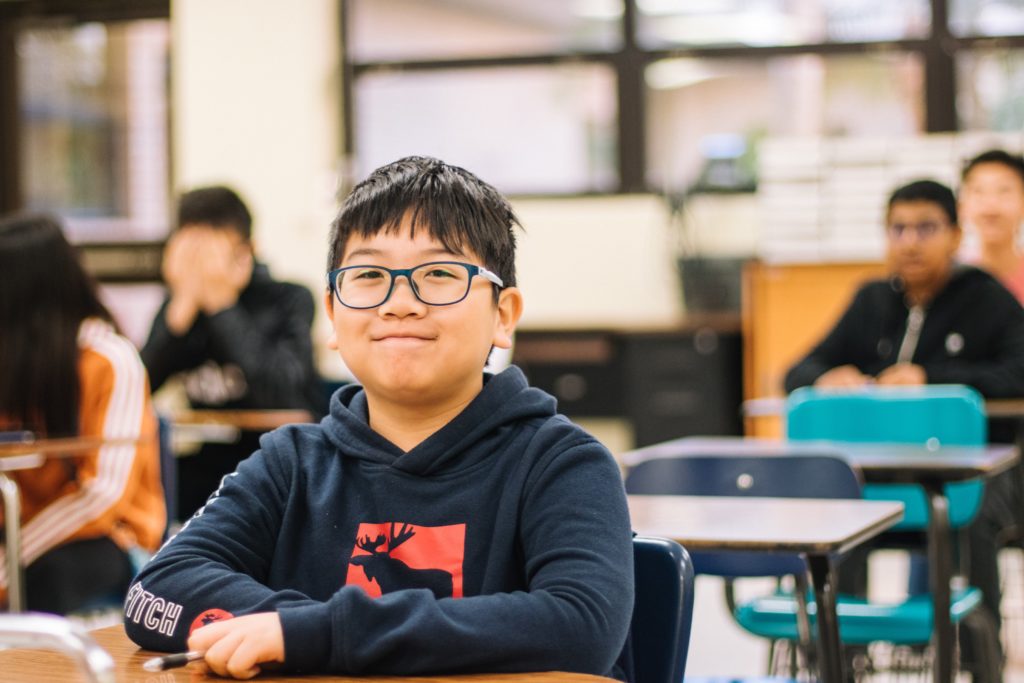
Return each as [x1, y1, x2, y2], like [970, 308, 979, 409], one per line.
[735, 587, 983, 645]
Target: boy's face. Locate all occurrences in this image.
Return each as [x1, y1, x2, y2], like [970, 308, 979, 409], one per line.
[325, 218, 522, 409]
[959, 162, 1024, 247]
[885, 199, 960, 290]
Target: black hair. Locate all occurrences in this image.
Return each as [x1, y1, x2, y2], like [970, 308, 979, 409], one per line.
[177, 185, 253, 240]
[887, 179, 958, 225]
[326, 156, 519, 294]
[0, 213, 116, 436]
[961, 149, 1024, 188]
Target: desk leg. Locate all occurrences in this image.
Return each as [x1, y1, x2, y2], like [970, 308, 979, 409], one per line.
[0, 473, 24, 612]
[925, 482, 953, 683]
[806, 552, 845, 683]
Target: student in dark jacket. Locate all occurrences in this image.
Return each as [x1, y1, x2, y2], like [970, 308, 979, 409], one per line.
[784, 179, 1024, 663]
[125, 157, 634, 680]
[785, 180, 1024, 396]
[141, 186, 322, 519]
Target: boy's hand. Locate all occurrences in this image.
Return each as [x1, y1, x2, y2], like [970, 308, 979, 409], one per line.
[162, 229, 204, 334]
[197, 231, 253, 315]
[814, 364, 872, 389]
[188, 612, 285, 680]
[876, 363, 926, 386]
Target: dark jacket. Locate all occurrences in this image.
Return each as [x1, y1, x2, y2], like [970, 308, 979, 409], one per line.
[141, 263, 322, 416]
[123, 366, 634, 677]
[784, 265, 1024, 397]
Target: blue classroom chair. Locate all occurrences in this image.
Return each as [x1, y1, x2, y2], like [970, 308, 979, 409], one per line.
[736, 385, 1001, 680]
[626, 452, 861, 680]
[619, 536, 696, 683]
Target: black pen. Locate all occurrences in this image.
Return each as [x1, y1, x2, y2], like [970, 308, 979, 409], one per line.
[142, 650, 205, 672]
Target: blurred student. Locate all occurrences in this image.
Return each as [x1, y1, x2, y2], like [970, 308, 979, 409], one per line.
[959, 149, 1024, 304]
[125, 157, 633, 679]
[0, 213, 165, 614]
[141, 186, 322, 519]
[785, 179, 1024, 396]
[784, 179, 1024, 664]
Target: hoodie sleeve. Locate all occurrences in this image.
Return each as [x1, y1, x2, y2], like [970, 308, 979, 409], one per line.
[278, 433, 634, 677]
[123, 441, 318, 652]
[920, 281, 1024, 398]
[784, 285, 873, 393]
[203, 284, 318, 411]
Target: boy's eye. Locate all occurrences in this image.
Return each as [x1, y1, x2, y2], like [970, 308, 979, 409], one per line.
[423, 267, 459, 279]
[353, 268, 386, 281]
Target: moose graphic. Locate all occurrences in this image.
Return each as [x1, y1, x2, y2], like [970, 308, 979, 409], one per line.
[351, 523, 454, 599]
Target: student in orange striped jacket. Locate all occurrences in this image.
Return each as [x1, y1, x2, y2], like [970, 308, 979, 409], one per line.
[0, 213, 165, 614]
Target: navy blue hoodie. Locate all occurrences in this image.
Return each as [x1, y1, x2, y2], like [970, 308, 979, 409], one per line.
[124, 366, 634, 677]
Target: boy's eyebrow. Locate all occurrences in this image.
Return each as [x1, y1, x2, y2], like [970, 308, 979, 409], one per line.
[344, 246, 465, 261]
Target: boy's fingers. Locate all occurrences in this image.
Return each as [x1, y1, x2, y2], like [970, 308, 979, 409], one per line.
[187, 619, 232, 651]
[202, 630, 245, 678]
[225, 640, 263, 680]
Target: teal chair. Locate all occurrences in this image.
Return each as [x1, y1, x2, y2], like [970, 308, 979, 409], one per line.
[734, 385, 1001, 680]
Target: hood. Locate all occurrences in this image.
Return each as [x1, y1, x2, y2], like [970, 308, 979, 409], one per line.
[321, 365, 557, 476]
[888, 263, 991, 304]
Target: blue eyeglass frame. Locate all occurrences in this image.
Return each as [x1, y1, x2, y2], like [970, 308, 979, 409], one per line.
[327, 261, 504, 309]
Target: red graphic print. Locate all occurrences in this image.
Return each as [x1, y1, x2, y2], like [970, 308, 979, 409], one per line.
[346, 521, 465, 599]
[189, 608, 234, 635]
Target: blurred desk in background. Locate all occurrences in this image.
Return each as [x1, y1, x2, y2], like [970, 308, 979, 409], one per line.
[513, 317, 742, 450]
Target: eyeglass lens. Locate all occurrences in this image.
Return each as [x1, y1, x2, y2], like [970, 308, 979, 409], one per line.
[335, 263, 472, 307]
[887, 221, 944, 239]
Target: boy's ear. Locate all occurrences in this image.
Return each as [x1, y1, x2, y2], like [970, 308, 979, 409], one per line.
[323, 291, 338, 350]
[492, 287, 523, 350]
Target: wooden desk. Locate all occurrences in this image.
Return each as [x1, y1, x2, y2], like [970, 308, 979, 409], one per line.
[624, 436, 1019, 683]
[628, 494, 902, 683]
[172, 410, 314, 432]
[170, 409, 315, 448]
[0, 435, 146, 613]
[0, 625, 617, 683]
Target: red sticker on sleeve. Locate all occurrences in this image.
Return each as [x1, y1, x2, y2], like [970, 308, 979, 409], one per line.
[189, 608, 234, 635]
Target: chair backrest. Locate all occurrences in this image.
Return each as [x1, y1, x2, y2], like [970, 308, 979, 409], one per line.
[625, 453, 862, 577]
[623, 536, 695, 683]
[786, 385, 986, 529]
[157, 415, 177, 534]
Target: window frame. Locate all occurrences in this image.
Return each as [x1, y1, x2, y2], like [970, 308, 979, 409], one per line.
[0, 0, 170, 282]
[340, 0, 1024, 196]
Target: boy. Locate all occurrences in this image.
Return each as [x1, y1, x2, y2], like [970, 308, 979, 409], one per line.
[958, 149, 1024, 303]
[784, 179, 1024, 667]
[785, 179, 1024, 395]
[124, 157, 634, 679]
[141, 186, 323, 519]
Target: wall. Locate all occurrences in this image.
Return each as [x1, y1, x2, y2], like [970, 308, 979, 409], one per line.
[170, 2, 689, 378]
[171, 0, 342, 374]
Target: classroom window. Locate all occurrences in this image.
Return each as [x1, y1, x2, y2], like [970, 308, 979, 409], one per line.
[354, 63, 618, 194]
[636, 0, 930, 48]
[956, 48, 1024, 130]
[645, 52, 925, 191]
[949, 0, 1024, 37]
[17, 19, 170, 243]
[348, 0, 623, 62]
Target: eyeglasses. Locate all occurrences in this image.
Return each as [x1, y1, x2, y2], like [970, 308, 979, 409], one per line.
[327, 261, 504, 309]
[886, 221, 950, 241]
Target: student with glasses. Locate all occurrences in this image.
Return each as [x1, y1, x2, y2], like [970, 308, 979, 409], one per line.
[785, 179, 1024, 395]
[784, 179, 1024, 671]
[124, 157, 633, 680]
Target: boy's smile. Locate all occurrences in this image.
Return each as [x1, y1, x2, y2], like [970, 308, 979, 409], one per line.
[325, 218, 522, 423]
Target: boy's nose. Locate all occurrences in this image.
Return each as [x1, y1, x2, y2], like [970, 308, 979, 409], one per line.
[378, 275, 425, 316]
